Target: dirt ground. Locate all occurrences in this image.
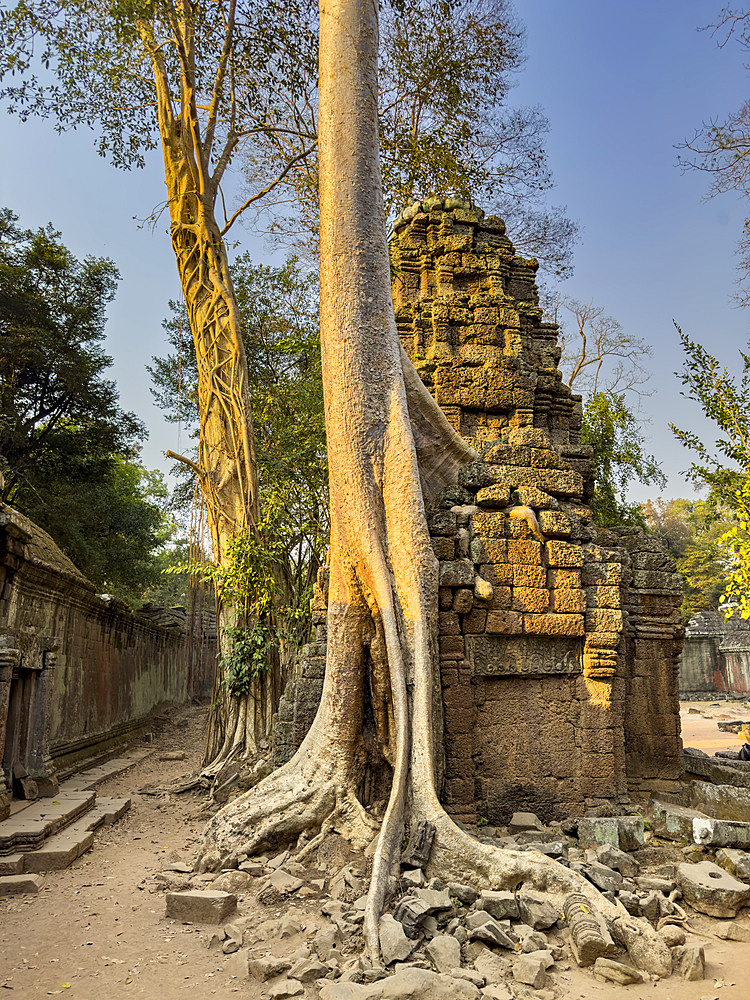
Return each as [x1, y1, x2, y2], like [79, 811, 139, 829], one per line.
[680, 699, 750, 756]
[1, 701, 749, 1000]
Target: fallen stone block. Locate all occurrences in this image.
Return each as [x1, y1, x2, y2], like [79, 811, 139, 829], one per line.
[447, 882, 478, 906]
[393, 896, 431, 938]
[165, 889, 237, 924]
[635, 875, 675, 894]
[318, 966, 481, 999]
[658, 925, 685, 947]
[379, 913, 414, 964]
[578, 816, 644, 852]
[517, 889, 560, 929]
[716, 847, 750, 879]
[248, 954, 292, 981]
[592, 957, 645, 985]
[268, 979, 304, 999]
[426, 933, 461, 973]
[0, 873, 42, 894]
[401, 821, 436, 869]
[478, 889, 519, 920]
[479, 987, 511, 1000]
[512, 955, 546, 988]
[472, 949, 510, 985]
[677, 861, 750, 917]
[688, 779, 750, 823]
[693, 817, 750, 849]
[414, 887, 453, 915]
[211, 870, 254, 893]
[288, 956, 328, 982]
[594, 843, 640, 877]
[714, 920, 750, 942]
[468, 916, 515, 950]
[671, 943, 705, 980]
[564, 892, 613, 967]
[509, 811, 544, 833]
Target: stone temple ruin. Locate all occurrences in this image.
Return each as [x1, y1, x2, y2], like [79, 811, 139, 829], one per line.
[276, 199, 686, 824]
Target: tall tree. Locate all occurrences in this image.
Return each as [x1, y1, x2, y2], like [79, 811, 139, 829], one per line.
[197, 0, 669, 972]
[0, 208, 167, 597]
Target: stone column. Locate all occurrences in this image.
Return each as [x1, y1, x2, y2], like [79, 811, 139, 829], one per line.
[0, 635, 20, 820]
[25, 638, 60, 797]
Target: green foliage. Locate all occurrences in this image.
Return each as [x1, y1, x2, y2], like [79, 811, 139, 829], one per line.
[219, 619, 284, 697]
[0, 207, 168, 598]
[642, 497, 728, 622]
[581, 393, 666, 527]
[671, 326, 750, 619]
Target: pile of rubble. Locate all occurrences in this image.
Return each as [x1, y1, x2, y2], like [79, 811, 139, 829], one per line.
[155, 802, 750, 998]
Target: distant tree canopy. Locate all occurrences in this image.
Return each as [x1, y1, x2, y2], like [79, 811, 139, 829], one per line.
[0, 208, 168, 599]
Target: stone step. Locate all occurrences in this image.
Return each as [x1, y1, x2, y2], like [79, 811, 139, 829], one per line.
[22, 823, 95, 873]
[0, 874, 43, 895]
[57, 749, 151, 794]
[0, 791, 95, 855]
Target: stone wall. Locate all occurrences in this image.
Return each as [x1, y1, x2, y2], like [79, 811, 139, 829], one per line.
[0, 502, 214, 818]
[274, 199, 684, 824]
[681, 612, 750, 698]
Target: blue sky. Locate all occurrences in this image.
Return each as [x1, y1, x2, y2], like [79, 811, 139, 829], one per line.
[1, 1, 748, 503]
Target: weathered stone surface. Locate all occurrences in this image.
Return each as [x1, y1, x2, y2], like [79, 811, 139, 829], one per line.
[447, 882, 478, 906]
[393, 897, 430, 938]
[652, 800, 710, 841]
[658, 925, 685, 947]
[671, 944, 705, 980]
[677, 860, 750, 917]
[0, 873, 42, 893]
[693, 816, 750, 849]
[165, 890, 237, 924]
[379, 914, 414, 965]
[478, 890, 519, 920]
[577, 816, 644, 852]
[508, 811, 543, 833]
[714, 920, 750, 941]
[401, 822, 436, 869]
[268, 979, 304, 999]
[593, 958, 645, 985]
[594, 843, 640, 877]
[716, 847, 750, 879]
[0, 854, 24, 877]
[517, 889, 560, 929]
[564, 892, 612, 967]
[468, 916, 515, 950]
[425, 933, 461, 973]
[512, 955, 546, 988]
[247, 954, 292, 981]
[414, 887, 453, 914]
[472, 949, 510, 985]
[211, 870, 254, 893]
[318, 967, 480, 999]
[288, 957, 329, 982]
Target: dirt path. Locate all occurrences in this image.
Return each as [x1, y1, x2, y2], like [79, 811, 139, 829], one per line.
[1, 702, 750, 999]
[680, 699, 750, 756]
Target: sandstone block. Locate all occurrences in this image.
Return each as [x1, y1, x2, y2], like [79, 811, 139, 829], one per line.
[651, 800, 710, 841]
[523, 613, 584, 636]
[581, 562, 622, 586]
[716, 847, 750, 878]
[517, 889, 560, 929]
[714, 920, 750, 941]
[0, 874, 42, 894]
[268, 980, 304, 999]
[440, 560, 476, 588]
[479, 890, 519, 920]
[475, 485, 511, 509]
[485, 611, 523, 635]
[487, 586, 511, 610]
[512, 564, 546, 587]
[426, 933, 461, 973]
[165, 889, 237, 924]
[586, 585, 620, 609]
[507, 539, 543, 564]
[577, 816, 644, 852]
[594, 843, 640, 877]
[453, 588, 474, 613]
[512, 587, 549, 613]
[512, 955, 546, 988]
[551, 589, 586, 613]
[546, 540, 583, 568]
[671, 944, 705, 980]
[472, 512, 507, 539]
[538, 510, 571, 537]
[677, 860, 750, 917]
[516, 485, 558, 506]
[593, 958, 644, 985]
[0, 854, 24, 876]
[547, 568, 580, 589]
[477, 538, 507, 562]
[319, 967, 480, 999]
[585, 609, 624, 632]
[379, 913, 414, 964]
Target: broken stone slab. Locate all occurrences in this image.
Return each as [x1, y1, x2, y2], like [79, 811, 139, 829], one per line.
[318, 966, 481, 999]
[246, 953, 293, 981]
[393, 896, 431, 938]
[0, 854, 24, 876]
[468, 917, 515, 950]
[447, 882, 478, 906]
[165, 889, 237, 924]
[0, 873, 42, 894]
[677, 861, 750, 917]
[671, 944, 705, 980]
[577, 816, 644, 852]
[314, 924, 343, 962]
[425, 933, 461, 973]
[413, 887, 454, 915]
[688, 779, 750, 823]
[288, 956, 329, 982]
[592, 958, 645, 985]
[517, 840, 568, 859]
[508, 812, 544, 833]
[480, 987, 512, 1000]
[682, 751, 750, 790]
[401, 868, 425, 890]
[716, 847, 750, 878]
[512, 955, 546, 989]
[401, 821, 436, 869]
[693, 817, 750, 849]
[577, 861, 623, 893]
[211, 870, 254, 893]
[609, 918, 672, 978]
[517, 889, 560, 929]
[714, 920, 750, 942]
[635, 875, 676, 894]
[658, 925, 686, 947]
[478, 889, 519, 920]
[563, 892, 613, 967]
[268, 979, 304, 999]
[379, 914, 414, 965]
[472, 949, 510, 986]
[595, 843, 640, 877]
[258, 867, 304, 898]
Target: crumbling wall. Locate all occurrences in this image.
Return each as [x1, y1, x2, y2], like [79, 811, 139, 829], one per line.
[273, 199, 684, 824]
[0, 502, 214, 816]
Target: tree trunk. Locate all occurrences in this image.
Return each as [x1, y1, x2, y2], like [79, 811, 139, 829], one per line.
[157, 95, 275, 769]
[196, 0, 672, 977]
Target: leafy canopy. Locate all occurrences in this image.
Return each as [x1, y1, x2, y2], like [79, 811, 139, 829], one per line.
[0, 207, 168, 598]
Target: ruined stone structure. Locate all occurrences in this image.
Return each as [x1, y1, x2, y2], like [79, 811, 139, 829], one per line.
[681, 612, 750, 699]
[275, 200, 684, 824]
[0, 502, 214, 820]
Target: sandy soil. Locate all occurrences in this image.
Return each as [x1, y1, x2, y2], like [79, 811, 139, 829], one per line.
[680, 699, 750, 756]
[1, 702, 749, 999]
